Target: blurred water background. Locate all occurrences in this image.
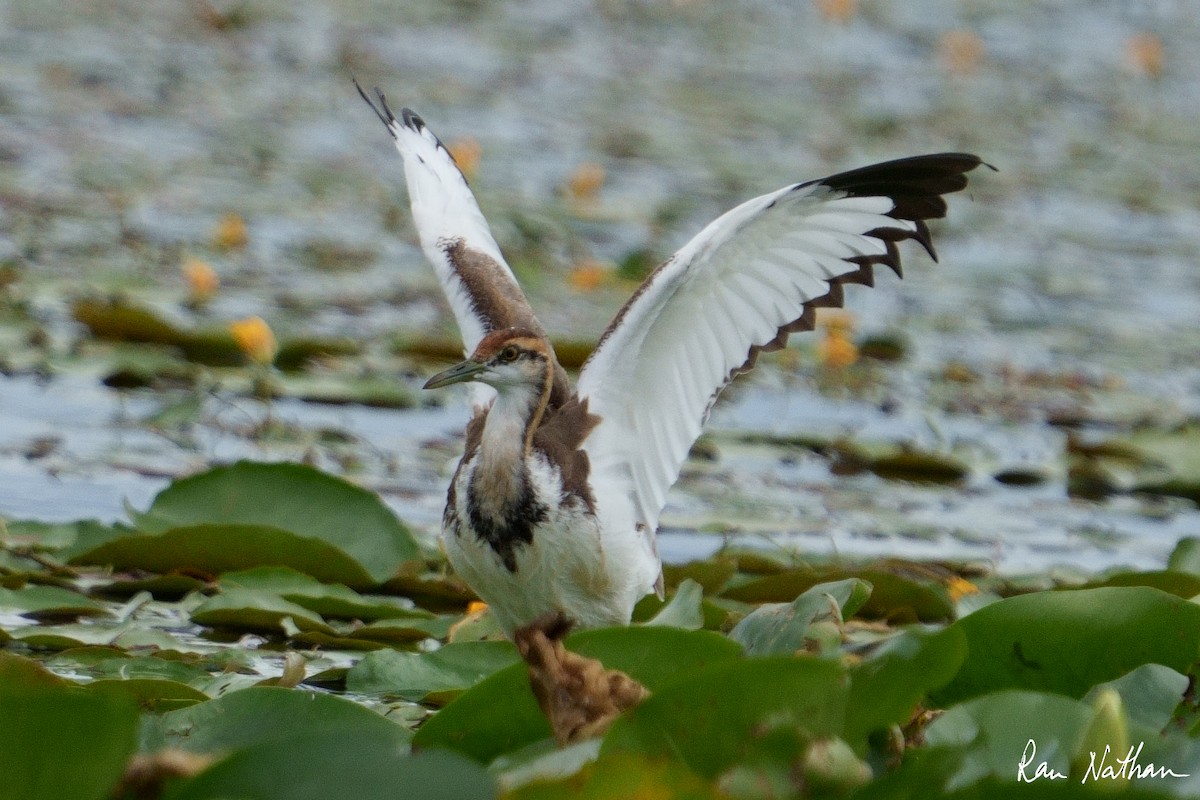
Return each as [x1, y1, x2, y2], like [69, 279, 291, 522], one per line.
[1, 0, 1198, 574]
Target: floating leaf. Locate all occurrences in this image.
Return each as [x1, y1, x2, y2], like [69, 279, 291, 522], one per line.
[165, 735, 492, 800]
[925, 690, 1094, 786]
[844, 625, 967, 751]
[1168, 537, 1200, 577]
[190, 588, 335, 635]
[88, 677, 209, 712]
[221, 567, 429, 621]
[0, 584, 111, 621]
[508, 750, 718, 800]
[415, 627, 742, 763]
[346, 641, 519, 701]
[1, 680, 139, 800]
[131, 461, 419, 586]
[642, 578, 705, 630]
[1084, 664, 1190, 734]
[932, 587, 1200, 706]
[143, 685, 411, 754]
[1077, 569, 1200, 599]
[73, 524, 375, 588]
[729, 578, 870, 656]
[723, 568, 954, 623]
[602, 657, 847, 779]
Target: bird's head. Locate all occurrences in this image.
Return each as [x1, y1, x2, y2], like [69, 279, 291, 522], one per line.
[423, 329, 553, 392]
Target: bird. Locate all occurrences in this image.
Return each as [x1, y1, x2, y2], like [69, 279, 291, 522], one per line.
[357, 81, 987, 637]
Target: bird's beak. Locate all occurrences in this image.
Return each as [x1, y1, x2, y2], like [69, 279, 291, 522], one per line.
[423, 359, 487, 390]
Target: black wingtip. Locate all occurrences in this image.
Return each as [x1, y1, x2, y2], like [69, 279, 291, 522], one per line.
[401, 107, 425, 131]
[353, 76, 393, 128]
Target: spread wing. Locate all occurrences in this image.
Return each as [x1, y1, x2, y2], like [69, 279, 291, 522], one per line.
[576, 154, 986, 532]
[357, 82, 547, 357]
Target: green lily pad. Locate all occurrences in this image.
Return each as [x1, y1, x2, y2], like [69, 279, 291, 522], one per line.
[641, 578, 705, 630]
[925, 690, 1095, 785]
[722, 568, 954, 623]
[88, 677, 210, 712]
[0, 584, 112, 621]
[164, 734, 492, 800]
[729, 578, 870, 656]
[144, 685, 411, 754]
[932, 587, 1200, 706]
[1, 679, 139, 800]
[602, 656, 847, 779]
[221, 567, 428, 621]
[1084, 664, 1190, 734]
[844, 625, 967, 751]
[346, 641, 520, 701]
[1077, 569, 1200, 598]
[414, 627, 743, 763]
[507, 750, 719, 800]
[130, 461, 419, 586]
[73, 524, 376, 588]
[1168, 537, 1200, 577]
[190, 588, 335, 635]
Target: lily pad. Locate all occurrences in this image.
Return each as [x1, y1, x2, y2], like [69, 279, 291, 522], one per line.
[165, 734, 492, 800]
[722, 568, 954, 623]
[346, 641, 520, 701]
[729, 578, 870, 656]
[932, 586, 1200, 706]
[129, 461, 419, 586]
[0, 584, 111, 621]
[602, 656, 847, 779]
[143, 685, 411, 754]
[844, 625, 967, 751]
[221, 567, 426, 621]
[1, 679, 139, 800]
[88, 677, 210, 712]
[190, 588, 335, 635]
[414, 627, 743, 763]
[73, 524, 376, 588]
[641, 578, 705, 630]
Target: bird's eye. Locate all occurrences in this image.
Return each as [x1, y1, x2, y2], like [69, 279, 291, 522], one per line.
[498, 346, 519, 363]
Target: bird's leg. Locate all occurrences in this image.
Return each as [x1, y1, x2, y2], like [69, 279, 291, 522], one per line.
[514, 613, 649, 745]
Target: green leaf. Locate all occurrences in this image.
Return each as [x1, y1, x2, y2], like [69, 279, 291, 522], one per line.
[1084, 664, 1190, 734]
[0, 584, 111, 621]
[346, 641, 520, 701]
[1168, 537, 1200, 577]
[414, 627, 742, 763]
[132, 461, 418, 585]
[602, 656, 847, 779]
[164, 733, 493, 800]
[0, 681, 139, 800]
[1079, 569, 1200, 598]
[72, 524, 376, 588]
[143, 685, 411, 754]
[729, 578, 871, 656]
[722, 568, 954, 623]
[925, 690, 1094, 785]
[190, 588, 335, 634]
[87, 677, 209, 712]
[507, 750, 719, 800]
[845, 625, 967, 750]
[221, 566, 430, 621]
[932, 587, 1200, 706]
[642, 578, 704, 629]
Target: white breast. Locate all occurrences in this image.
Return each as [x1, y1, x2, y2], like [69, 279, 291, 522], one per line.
[443, 451, 658, 635]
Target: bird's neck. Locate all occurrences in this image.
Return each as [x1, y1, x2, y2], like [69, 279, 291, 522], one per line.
[474, 367, 553, 499]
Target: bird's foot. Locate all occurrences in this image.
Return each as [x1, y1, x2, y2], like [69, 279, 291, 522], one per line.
[514, 614, 649, 745]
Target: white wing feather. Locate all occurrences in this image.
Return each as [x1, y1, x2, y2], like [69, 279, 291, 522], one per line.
[576, 182, 921, 533]
[358, 84, 518, 359]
